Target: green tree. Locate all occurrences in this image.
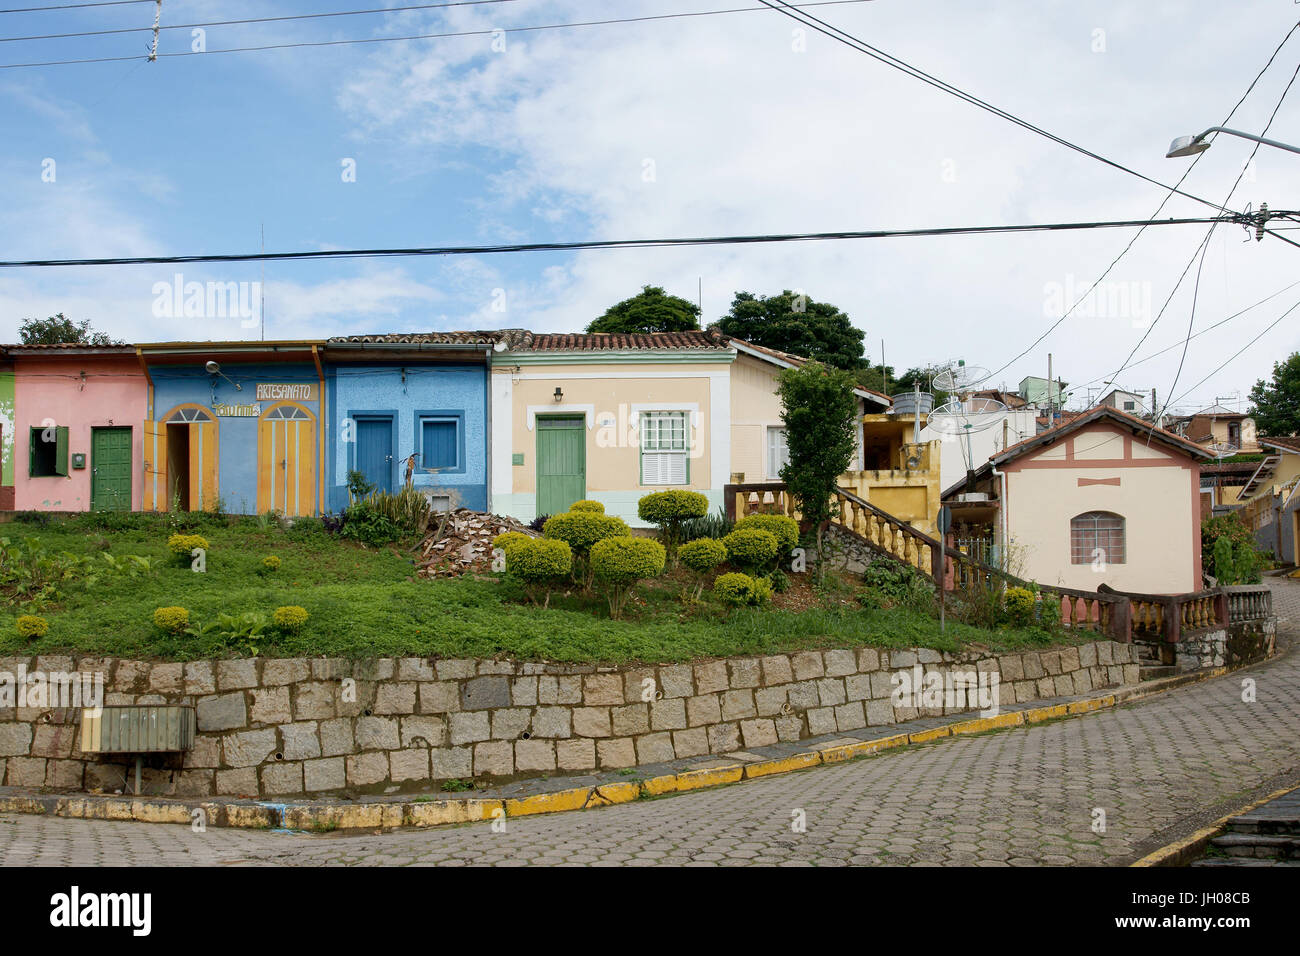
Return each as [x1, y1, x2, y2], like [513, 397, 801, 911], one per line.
[586, 285, 701, 334]
[717, 290, 866, 370]
[894, 366, 952, 406]
[854, 363, 895, 394]
[777, 360, 859, 581]
[19, 313, 118, 345]
[1248, 352, 1300, 436]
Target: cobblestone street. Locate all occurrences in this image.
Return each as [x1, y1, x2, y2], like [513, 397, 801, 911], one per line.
[2, 580, 1296, 867]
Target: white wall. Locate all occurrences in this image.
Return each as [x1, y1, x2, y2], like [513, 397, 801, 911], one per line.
[922, 408, 1038, 491]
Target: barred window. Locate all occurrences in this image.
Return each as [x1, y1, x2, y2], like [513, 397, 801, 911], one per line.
[1070, 511, 1125, 565]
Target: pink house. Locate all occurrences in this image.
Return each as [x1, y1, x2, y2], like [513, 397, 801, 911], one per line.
[10, 345, 148, 512]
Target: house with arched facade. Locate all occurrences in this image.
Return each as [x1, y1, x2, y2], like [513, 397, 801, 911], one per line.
[941, 405, 1213, 594]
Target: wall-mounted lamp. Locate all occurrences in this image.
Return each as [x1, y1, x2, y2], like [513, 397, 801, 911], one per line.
[553, 386, 563, 403]
[205, 360, 242, 391]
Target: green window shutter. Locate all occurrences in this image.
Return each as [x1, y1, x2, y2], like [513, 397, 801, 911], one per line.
[55, 426, 69, 476]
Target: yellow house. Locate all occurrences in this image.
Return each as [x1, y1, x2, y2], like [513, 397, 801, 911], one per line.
[1239, 436, 1300, 565]
[487, 331, 895, 526]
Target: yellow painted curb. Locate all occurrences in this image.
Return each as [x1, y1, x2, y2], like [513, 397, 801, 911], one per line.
[674, 765, 743, 791]
[1132, 783, 1300, 867]
[640, 774, 679, 797]
[951, 711, 1025, 735]
[744, 752, 822, 778]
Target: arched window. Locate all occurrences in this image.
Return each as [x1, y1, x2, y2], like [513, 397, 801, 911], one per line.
[164, 405, 214, 423]
[1070, 511, 1125, 565]
[262, 404, 311, 420]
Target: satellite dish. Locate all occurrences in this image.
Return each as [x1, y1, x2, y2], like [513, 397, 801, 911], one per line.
[1207, 442, 1237, 459]
[932, 361, 990, 393]
[926, 397, 1008, 435]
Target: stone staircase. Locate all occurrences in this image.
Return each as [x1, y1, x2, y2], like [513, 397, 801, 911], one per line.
[1193, 789, 1300, 866]
[1134, 640, 1175, 681]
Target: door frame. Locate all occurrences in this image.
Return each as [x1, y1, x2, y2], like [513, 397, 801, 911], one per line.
[90, 425, 133, 512]
[348, 410, 398, 494]
[534, 414, 586, 516]
[258, 400, 318, 515]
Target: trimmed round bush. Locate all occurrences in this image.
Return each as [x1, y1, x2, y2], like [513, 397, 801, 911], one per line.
[679, 537, 728, 574]
[506, 538, 573, 606]
[153, 606, 190, 634]
[713, 572, 770, 607]
[167, 533, 209, 559]
[591, 537, 667, 585]
[734, 514, 798, 555]
[637, 490, 709, 526]
[542, 512, 630, 555]
[273, 605, 310, 632]
[569, 500, 605, 514]
[492, 531, 532, 553]
[590, 537, 667, 619]
[16, 615, 48, 640]
[721, 527, 780, 572]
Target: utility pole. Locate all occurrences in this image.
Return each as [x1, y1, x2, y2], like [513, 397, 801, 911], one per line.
[1047, 352, 1053, 421]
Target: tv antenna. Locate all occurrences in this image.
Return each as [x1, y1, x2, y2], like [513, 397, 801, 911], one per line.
[1206, 441, 1238, 460]
[927, 360, 1006, 472]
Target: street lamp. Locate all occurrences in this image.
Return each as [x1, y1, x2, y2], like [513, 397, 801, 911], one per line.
[1166, 127, 1300, 158]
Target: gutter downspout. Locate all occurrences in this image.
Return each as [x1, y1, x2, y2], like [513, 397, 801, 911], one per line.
[312, 345, 325, 516]
[991, 462, 1008, 568]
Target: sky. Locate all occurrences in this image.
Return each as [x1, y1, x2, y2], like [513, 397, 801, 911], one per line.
[1, 0, 1299, 416]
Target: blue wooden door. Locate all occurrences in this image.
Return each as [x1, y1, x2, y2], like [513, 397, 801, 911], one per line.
[355, 418, 393, 494]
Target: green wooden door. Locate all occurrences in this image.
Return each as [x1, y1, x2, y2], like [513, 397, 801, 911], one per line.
[91, 427, 133, 511]
[536, 417, 585, 517]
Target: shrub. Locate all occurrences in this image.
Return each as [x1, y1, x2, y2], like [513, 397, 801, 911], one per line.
[638, 490, 709, 565]
[272, 605, 310, 633]
[570, 500, 605, 514]
[16, 614, 48, 639]
[733, 514, 799, 557]
[680, 506, 733, 543]
[543, 512, 630, 589]
[1201, 512, 1260, 576]
[528, 513, 550, 533]
[261, 555, 281, 572]
[167, 533, 209, 560]
[153, 606, 190, 634]
[492, 531, 532, 554]
[591, 537, 667, 619]
[1212, 533, 1265, 585]
[1003, 587, 1037, 627]
[337, 501, 405, 547]
[679, 537, 728, 601]
[713, 572, 770, 607]
[721, 528, 780, 572]
[860, 556, 934, 611]
[506, 538, 573, 607]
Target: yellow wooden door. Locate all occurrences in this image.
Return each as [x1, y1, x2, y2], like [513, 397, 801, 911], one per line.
[142, 420, 166, 512]
[257, 404, 316, 515]
[189, 420, 219, 511]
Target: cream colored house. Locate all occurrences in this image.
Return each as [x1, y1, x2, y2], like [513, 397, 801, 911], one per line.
[487, 331, 890, 526]
[943, 406, 1212, 594]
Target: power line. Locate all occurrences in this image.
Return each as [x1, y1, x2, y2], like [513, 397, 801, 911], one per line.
[983, 16, 1300, 381]
[0, 0, 877, 69]
[0, 214, 1243, 269]
[1166, 296, 1300, 410]
[1060, 277, 1300, 400]
[757, 0, 1230, 214]
[0, 1, 149, 12]
[0, 0, 523, 42]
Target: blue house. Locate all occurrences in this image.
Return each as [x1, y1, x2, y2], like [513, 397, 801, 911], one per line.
[140, 342, 325, 515]
[322, 334, 494, 514]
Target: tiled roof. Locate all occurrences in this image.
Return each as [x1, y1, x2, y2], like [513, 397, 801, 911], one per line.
[327, 332, 500, 345]
[504, 331, 729, 351]
[4, 342, 133, 351]
[996, 405, 1212, 464]
[1260, 435, 1300, 454]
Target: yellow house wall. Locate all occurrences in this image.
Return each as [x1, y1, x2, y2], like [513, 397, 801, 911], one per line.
[492, 361, 731, 525]
[729, 355, 786, 482]
[1003, 427, 1199, 593]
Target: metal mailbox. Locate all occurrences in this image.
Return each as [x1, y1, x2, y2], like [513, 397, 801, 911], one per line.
[80, 706, 196, 755]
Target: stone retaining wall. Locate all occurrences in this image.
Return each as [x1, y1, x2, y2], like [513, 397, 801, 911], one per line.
[1176, 619, 1277, 673]
[0, 643, 1140, 798]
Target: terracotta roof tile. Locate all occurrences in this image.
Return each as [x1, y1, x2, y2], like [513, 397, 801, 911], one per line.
[1260, 435, 1300, 454]
[326, 331, 500, 345]
[509, 331, 728, 351]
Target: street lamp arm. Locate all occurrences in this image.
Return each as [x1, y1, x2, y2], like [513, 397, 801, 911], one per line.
[1182, 127, 1300, 156]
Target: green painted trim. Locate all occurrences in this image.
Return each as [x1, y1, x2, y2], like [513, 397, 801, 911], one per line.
[499, 350, 735, 367]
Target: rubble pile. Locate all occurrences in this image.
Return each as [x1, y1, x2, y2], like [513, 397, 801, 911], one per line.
[414, 510, 537, 578]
